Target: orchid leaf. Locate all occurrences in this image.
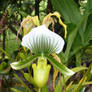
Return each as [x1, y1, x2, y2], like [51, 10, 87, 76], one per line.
[51, 0, 81, 24]
[64, 12, 92, 63]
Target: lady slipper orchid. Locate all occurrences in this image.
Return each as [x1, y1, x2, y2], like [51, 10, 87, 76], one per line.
[11, 24, 74, 78]
[10, 12, 75, 90]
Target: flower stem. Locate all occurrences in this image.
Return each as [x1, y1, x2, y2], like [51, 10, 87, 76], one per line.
[38, 88, 41, 92]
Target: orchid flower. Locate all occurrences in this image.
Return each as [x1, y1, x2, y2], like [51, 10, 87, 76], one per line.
[11, 24, 74, 88]
[11, 12, 74, 88]
[11, 25, 74, 75]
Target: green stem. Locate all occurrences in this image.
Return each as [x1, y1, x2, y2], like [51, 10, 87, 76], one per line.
[38, 88, 41, 92]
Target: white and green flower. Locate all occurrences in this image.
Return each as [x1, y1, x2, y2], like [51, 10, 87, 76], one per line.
[21, 25, 64, 54]
[11, 25, 74, 76]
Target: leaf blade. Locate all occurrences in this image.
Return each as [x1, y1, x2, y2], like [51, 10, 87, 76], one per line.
[51, 0, 81, 24]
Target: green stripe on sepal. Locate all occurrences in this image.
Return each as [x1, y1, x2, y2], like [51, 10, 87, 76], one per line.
[10, 54, 40, 70]
[45, 55, 75, 76]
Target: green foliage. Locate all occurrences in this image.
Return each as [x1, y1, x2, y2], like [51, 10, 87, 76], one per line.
[64, 13, 90, 63]
[10, 87, 21, 92]
[10, 86, 27, 92]
[23, 73, 35, 85]
[50, 1, 92, 91]
[84, 0, 92, 14]
[51, 0, 81, 24]
[0, 47, 15, 62]
[0, 0, 92, 92]
[51, 0, 92, 66]
[54, 79, 62, 92]
[54, 64, 92, 92]
[13, 73, 31, 92]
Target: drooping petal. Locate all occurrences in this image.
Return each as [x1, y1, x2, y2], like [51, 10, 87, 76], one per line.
[45, 55, 75, 76]
[21, 25, 65, 55]
[10, 55, 40, 70]
[42, 12, 67, 38]
[21, 16, 40, 36]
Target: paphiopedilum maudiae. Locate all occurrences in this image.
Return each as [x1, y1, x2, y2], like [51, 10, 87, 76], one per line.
[11, 25, 74, 87]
